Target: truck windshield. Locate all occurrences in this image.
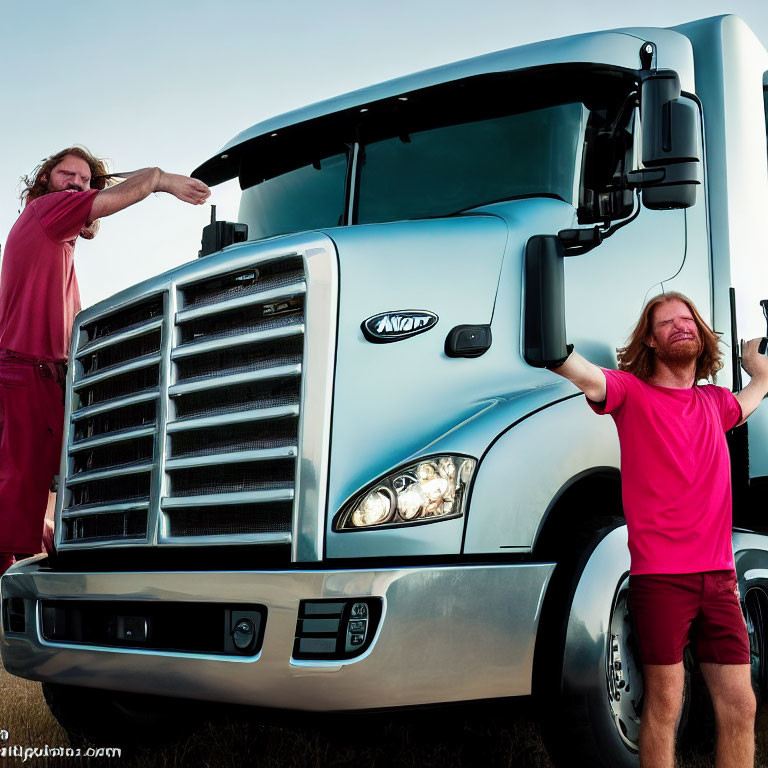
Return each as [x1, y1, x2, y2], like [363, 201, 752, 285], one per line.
[237, 67, 632, 239]
[357, 102, 586, 224]
[240, 152, 347, 241]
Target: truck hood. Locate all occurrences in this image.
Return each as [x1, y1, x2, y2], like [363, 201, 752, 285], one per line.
[323, 199, 579, 557]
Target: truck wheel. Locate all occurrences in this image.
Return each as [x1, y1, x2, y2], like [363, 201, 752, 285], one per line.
[42, 682, 200, 746]
[536, 518, 643, 768]
[744, 586, 768, 699]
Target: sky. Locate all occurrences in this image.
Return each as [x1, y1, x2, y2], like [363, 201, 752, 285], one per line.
[2, 0, 768, 309]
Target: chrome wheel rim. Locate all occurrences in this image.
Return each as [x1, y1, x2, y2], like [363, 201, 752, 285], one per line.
[606, 575, 643, 752]
[744, 589, 766, 696]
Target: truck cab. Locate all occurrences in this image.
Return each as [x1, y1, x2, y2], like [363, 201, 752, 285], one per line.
[3, 15, 768, 768]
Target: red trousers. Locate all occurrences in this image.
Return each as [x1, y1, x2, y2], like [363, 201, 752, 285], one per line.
[0, 354, 64, 557]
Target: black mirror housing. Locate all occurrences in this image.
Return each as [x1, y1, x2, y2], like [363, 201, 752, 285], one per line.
[637, 72, 701, 210]
[524, 235, 568, 368]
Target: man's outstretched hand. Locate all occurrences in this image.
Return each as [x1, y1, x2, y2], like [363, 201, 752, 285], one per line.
[157, 172, 211, 205]
[741, 338, 768, 380]
[734, 337, 768, 424]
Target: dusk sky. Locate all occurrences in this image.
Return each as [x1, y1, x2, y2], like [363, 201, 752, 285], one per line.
[2, 0, 768, 308]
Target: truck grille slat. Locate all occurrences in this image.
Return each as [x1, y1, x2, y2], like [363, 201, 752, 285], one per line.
[71, 392, 158, 422]
[62, 501, 150, 519]
[69, 473, 151, 508]
[79, 330, 161, 376]
[182, 260, 303, 309]
[60, 252, 307, 548]
[169, 460, 294, 496]
[73, 356, 161, 391]
[175, 283, 306, 324]
[168, 364, 301, 397]
[172, 379, 300, 420]
[175, 342, 302, 382]
[71, 435, 154, 470]
[165, 447, 297, 470]
[75, 365, 160, 406]
[81, 296, 163, 344]
[166, 405, 300, 433]
[79, 318, 163, 355]
[69, 426, 157, 453]
[166, 504, 293, 538]
[170, 420, 297, 458]
[67, 462, 153, 487]
[178, 310, 303, 349]
[173, 323, 304, 359]
[161, 489, 294, 508]
[63, 508, 149, 543]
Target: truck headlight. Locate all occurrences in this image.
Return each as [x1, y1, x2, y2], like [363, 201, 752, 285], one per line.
[335, 456, 476, 530]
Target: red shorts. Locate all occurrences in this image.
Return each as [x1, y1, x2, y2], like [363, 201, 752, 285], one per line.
[629, 570, 751, 665]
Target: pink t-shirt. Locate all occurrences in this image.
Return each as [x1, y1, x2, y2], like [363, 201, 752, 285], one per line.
[0, 189, 99, 362]
[588, 368, 742, 575]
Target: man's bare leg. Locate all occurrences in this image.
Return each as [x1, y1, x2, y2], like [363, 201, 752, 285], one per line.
[640, 663, 685, 768]
[700, 663, 755, 768]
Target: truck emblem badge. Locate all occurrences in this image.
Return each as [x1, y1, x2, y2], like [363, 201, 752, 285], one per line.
[361, 311, 438, 343]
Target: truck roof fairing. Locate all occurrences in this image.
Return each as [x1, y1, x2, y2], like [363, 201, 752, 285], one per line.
[193, 20, 704, 186]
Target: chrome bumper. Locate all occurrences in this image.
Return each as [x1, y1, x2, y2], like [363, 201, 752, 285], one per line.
[1, 559, 553, 710]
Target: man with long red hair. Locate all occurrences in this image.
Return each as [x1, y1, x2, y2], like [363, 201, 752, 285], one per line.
[550, 291, 768, 768]
[0, 147, 210, 575]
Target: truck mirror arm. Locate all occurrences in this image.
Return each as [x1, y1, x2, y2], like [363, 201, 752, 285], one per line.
[558, 190, 641, 257]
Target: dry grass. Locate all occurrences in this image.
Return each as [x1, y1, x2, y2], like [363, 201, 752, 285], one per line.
[2, 661, 768, 767]
[0, 662, 551, 768]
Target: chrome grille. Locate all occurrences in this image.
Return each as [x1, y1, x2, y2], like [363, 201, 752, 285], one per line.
[57, 239, 335, 555]
[62, 295, 164, 544]
[164, 256, 304, 541]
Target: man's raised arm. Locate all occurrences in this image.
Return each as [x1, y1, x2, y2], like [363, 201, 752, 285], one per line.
[87, 168, 210, 224]
[548, 350, 607, 403]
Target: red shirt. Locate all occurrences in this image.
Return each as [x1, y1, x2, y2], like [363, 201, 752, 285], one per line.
[588, 368, 742, 575]
[0, 189, 98, 362]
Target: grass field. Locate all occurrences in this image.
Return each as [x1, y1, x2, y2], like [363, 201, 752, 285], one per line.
[1, 661, 767, 767]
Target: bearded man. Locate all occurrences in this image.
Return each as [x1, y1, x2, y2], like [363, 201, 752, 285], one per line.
[549, 291, 768, 768]
[0, 147, 210, 575]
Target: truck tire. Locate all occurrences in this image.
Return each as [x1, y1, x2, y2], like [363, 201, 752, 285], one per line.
[536, 518, 644, 768]
[42, 682, 201, 746]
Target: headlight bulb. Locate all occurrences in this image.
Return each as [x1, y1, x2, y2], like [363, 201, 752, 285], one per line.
[421, 476, 449, 516]
[417, 462, 437, 481]
[438, 457, 456, 480]
[351, 488, 393, 527]
[396, 485, 425, 520]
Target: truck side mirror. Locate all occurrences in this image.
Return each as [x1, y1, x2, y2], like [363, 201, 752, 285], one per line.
[524, 235, 568, 368]
[628, 72, 701, 210]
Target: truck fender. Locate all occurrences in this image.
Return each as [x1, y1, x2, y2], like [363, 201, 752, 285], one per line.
[463, 395, 620, 554]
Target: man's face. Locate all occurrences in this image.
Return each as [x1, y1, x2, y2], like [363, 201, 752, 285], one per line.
[647, 298, 702, 363]
[45, 155, 92, 193]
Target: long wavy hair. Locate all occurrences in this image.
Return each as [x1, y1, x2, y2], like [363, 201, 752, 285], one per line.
[21, 146, 115, 204]
[617, 292, 723, 382]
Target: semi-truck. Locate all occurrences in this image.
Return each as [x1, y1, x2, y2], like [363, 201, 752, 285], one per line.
[3, 14, 768, 767]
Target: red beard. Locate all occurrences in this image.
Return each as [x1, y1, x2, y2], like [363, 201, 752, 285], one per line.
[654, 336, 701, 364]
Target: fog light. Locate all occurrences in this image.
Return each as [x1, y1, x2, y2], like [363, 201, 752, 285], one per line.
[233, 618, 256, 650]
[225, 610, 262, 654]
